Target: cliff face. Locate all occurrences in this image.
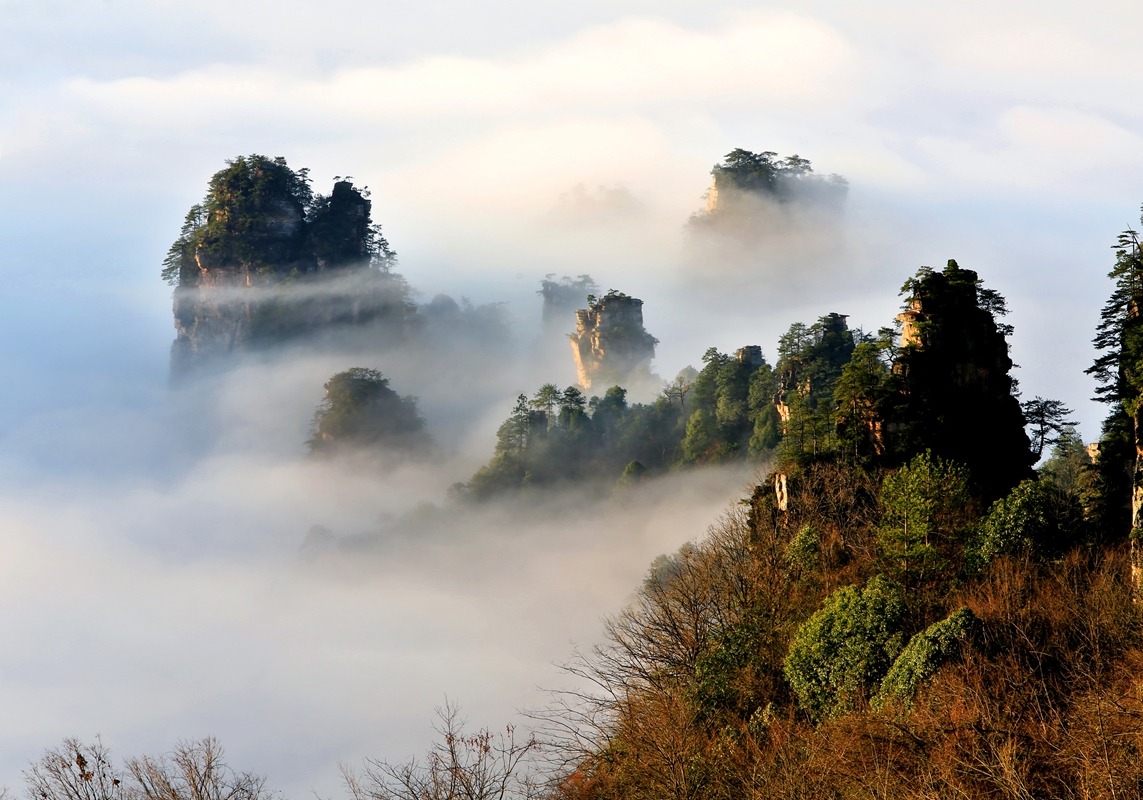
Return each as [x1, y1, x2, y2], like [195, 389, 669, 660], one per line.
[171, 199, 304, 365]
[568, 292, 658, 391]
[166, 157, 410, 376]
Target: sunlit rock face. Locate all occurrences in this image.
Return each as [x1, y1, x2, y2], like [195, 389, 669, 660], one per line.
[569, 292, 659, 392]
[171, 197, 306, 368]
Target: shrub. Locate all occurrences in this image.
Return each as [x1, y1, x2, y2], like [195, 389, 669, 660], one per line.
[974, 478, 1085, 564]
[783, 575, 906, 721]
[873, 606, 976, 710]
[785, 524, 820, 574]
[308, 368, 429, 453]
[615, 460, 649, 490]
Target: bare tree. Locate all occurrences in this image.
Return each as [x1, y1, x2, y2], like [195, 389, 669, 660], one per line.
[343, 702, 538, 800]
[532, 506, 770, 780]
[125, 738, 274, 800]
[663, 375, 693, 412]
[24, 737, 125, 800]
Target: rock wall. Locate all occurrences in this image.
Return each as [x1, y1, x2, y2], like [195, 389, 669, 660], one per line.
[170, 247, 274, 370]
[171, 266, 412, 376]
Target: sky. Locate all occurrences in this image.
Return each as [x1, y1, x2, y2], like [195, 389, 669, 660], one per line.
[1, 0, 1142, 793]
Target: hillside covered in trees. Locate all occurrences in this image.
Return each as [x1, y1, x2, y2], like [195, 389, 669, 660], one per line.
[458, 260, 1047, 505]
[523, 247, 1143, 799]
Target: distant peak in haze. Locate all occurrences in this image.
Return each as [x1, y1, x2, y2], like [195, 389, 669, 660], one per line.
[700, 147, 848, 216]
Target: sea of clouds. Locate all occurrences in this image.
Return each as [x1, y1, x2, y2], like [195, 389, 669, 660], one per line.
[1, 0, 1140, 794]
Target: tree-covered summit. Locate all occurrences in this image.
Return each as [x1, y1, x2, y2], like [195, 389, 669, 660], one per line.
[308, 368, 431, 455]
[165, 156, 410, 374]
[161, 155, 396, 286]
[693, 147, 849, 222]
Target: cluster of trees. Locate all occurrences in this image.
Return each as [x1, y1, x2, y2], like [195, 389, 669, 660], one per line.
[515, 253, 1143, 799]
[308, 368, 432, 456]
[162, 155, 397, 287]
[459, 384, 683, 500]
[462, 261, 1070, 501]
[689, 147, 849, 225]
[539, 274, 598, 328]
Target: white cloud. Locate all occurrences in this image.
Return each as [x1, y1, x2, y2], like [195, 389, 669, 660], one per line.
[916, 106, 1143, 194]
[66, 14, 858, 128]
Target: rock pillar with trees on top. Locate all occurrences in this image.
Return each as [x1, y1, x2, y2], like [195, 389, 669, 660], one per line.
[164, 155, 409, 377]
[568, 290, 659, 393]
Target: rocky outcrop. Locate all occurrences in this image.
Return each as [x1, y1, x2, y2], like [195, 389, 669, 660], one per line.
[888, 260, 1034, 501]
[166, 157, 410, 377]
[736, 345, 764, 368]
[569, 291, 658, 391]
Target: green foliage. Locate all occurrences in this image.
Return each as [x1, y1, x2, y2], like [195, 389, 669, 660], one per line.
[615, 460, 648, 490]
[448, 344, 776, 483]
[748, 404, 782, 457]
[1022, 396, 1077, 461]
[878, 451, 973, 578]
[784, 524, 820, 574]
[308, 368, 428, 453]
[308, 179, 396, 271]
[1088, 224, 1143, 410]
[973, 478, 1085, 564]
[873, 607, 976, 710]
[834, 341, 893, 460]
[683, 409, 730, 464]
[888, 260, 1032, 502]
[163, 155, 397, 286]
[530, 384, 562, 424]
[692, 609, 777, 719]
[161, 203, 208, 285]
[783, 575, 907, 721]
[1040, 426, 1093, 496]
[463, 343, 782, 496]
[682, 347, 777, 462]
[1086, 219, 1143, 539]
[701, 148, 848, 209]
[774, 314, 856, 465]
[190, 154, 312, 275]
